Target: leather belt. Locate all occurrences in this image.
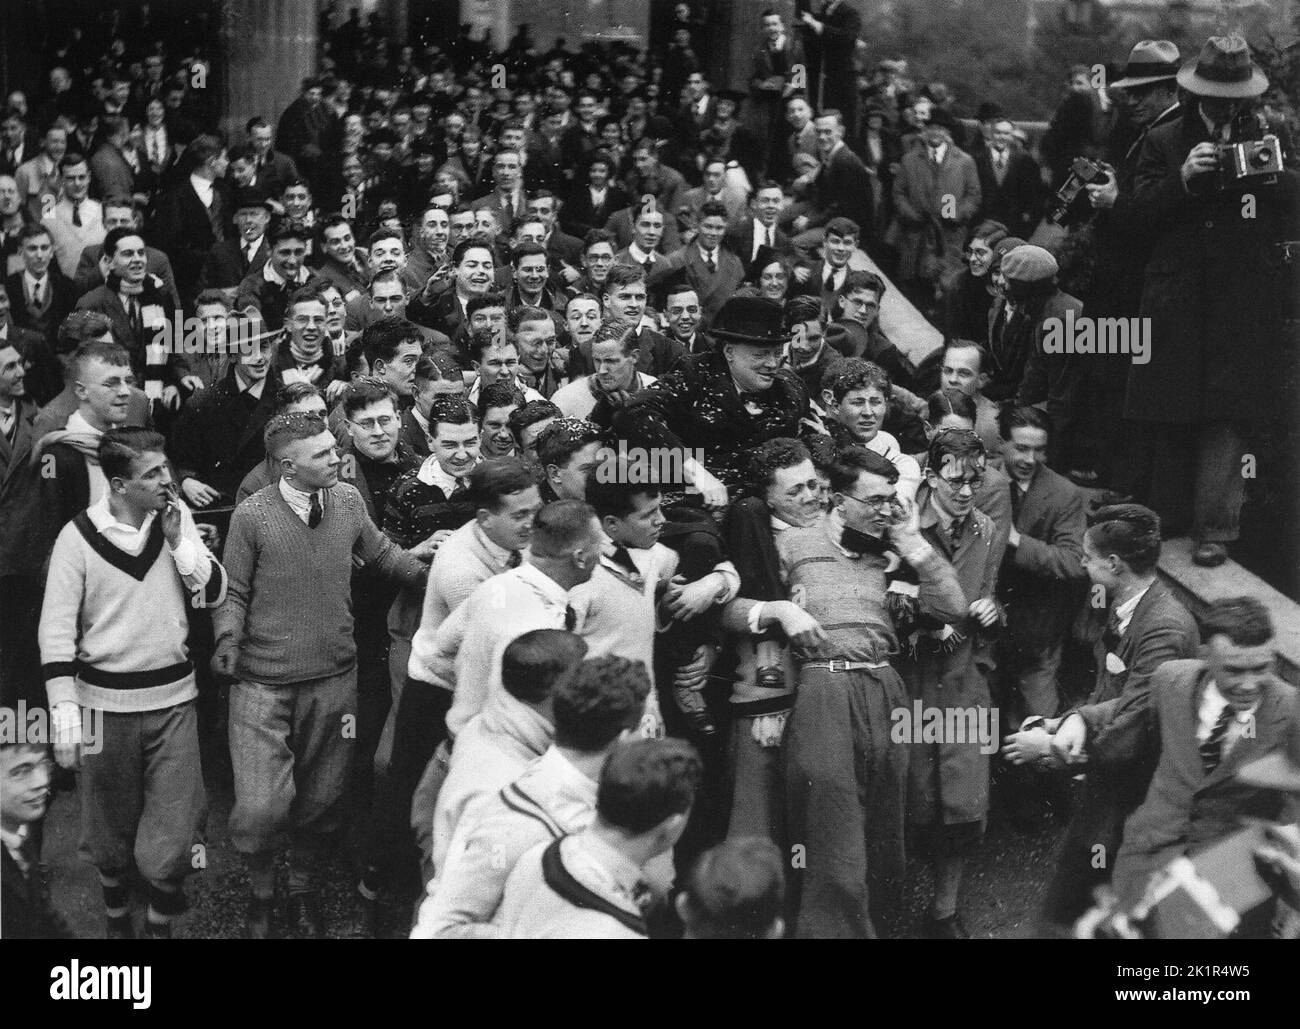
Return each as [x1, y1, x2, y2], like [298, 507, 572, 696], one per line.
[801, 659, 890, 673]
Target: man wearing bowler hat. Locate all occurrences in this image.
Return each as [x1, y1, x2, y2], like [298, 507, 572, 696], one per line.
[612, 294, 814, 512]
[1123, 35, 1300, 568]
[1082, 40, 1182, 490]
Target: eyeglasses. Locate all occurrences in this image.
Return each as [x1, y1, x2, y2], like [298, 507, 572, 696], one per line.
[841, 491, 899, 512]
[351, 416, 396, 431]
[939, 475, 984, 494]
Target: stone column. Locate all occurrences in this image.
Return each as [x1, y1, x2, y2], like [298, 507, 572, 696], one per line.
[221, 0, 319, 144]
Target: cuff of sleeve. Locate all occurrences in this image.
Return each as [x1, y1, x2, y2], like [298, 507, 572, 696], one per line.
[169, 537, 200, 576]
[712, 563, 740, 603]
[746, 601, 766, 636]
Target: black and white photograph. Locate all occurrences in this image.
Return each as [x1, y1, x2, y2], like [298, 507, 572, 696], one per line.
[2, 0, 1300, 983]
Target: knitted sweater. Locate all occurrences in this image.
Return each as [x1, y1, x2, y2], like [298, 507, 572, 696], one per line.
[40, 503, 226, 713]
[214, 482, 426, 685]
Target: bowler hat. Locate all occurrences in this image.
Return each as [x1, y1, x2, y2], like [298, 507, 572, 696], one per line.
[1176, 35, 1267, 98]
[711, 294, 787, 347]
[1111, 39, 1181, 89]
[234, 186, 273, 213]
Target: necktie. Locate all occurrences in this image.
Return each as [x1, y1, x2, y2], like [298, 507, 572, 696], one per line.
[643, 256, 653, 275]
[1102, 609, 1122, 657]
[1200, 705, 1232, 774]
[704, 250, 716, 274]
[0, 405, 15, 443]
[30, 277, 43, 310]
[948, 516, 966, 548]
[208, 191, 225, 242]
[128, 297, 141, 337]
[507, 550, 522, 569]
[1009, 480, 1023, 522]
[308, 491, 323, 528]
[72, 201, 82, 227]
[564, 604, 577, 631]
[244, 242, 255, 268]
[824, 268, 835, 292]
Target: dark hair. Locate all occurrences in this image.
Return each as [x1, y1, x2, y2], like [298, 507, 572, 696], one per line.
[782, 295, 822, 332]
[101, 226, 145, 259]
[586, 459, 662, 519]
[49, 310, 106, 357]
[552, 656, 650, 751]
[452, 237, 494, 267]
[926, 387, 977, 426]
[285, 284, 325, 314]
[263, 411, 327, 459]
[100, 194, 137, 217]
[1203, 597, 1275, 648]
[58, 152, 87, 173]
[926, 427, 987, 484]
[18, 223, 52, 246]
[1086, 503, 1161, 576]
[824, 216, 860, 240]
[582, 228, 615, 255]
[186, 133, 225, 170]
[590, 321, 637, 356]
[698, 199, 728, 223]
[828, 445, 899, 491]
[501, 630, 588, 706]
[536, 417, 605, 473]
[998, 403, 1050, 441]
[508, 399, 560, 447]
[942, 338, 987, 375]
[268, 220, 311, 248]
[841, 269, 885, 299]
[99, 427, 167, 481]
[603, 262, 646, 295]
[477, 380, 524, 421]
[368, 225, 405, 250]
[597, 737, 702, 834]
[465, 455, 537, 512]
[510, 240, 548, 267]
[341, 377, 396, 418]
[274, 380, 322, 413]
[361, 316, 422, 367]
[468, 326, 510, 361]
[465, 290, 507, 321]
[822, 357, 891, 403]
[682, 836, 785, 939]
[427, 397, 476, 435]
[507, 305, 551, 334]
[747, 437, 811, 495]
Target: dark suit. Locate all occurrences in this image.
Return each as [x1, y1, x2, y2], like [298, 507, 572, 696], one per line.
[1112, 660, 1300, 911]
[151, 178, 230, 307]
[74, 276, 175, 380]
[73, 243, 180, 312]
[88, 142, 136, 199]
[563, 182, 629, 239]
[0, 396, 48, 702]
[2, 841, 74, 939]
[169, 365, 277, 500]
[1038, 581, 1200, 928]
[723, 217, 794, 278]
[812, 144, 876, 240]
[5, 269, 75, 343]
[805, 1, 863, 138]
[470, 190, 527, 235]
[974, 145, 1042, 238]
[647, 244, 746, 330]
[997, 463, 1088, 718]
[198, 236, 269, 293]
[250, 149, 300, 198]
[545, 229, 584, 270]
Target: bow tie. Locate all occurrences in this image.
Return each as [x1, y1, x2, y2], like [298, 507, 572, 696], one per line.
[840, 526, 891, 557]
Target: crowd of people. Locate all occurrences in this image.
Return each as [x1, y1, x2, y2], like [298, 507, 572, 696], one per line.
[2, 2, 1300, 941]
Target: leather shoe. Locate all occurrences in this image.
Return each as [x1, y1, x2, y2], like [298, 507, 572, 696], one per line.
[1192, 541, 1228, 568]
[245, 895, 275, 940]
[287, 892, 326, 939]
[106, 913, 134, 940]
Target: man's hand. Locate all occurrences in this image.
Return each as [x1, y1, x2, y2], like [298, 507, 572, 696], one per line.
[1002, 725, 1054, 765]
[1086, 169, 1119, 209]
[688, 464, 729, 513]
[160, 497, 183, 547]
[792, 214, 810, 233]
[1052, 711, 1088, 760]
[888, 495, 925, 553]
[777, 601, 828, 647]
[559, 261, 582, 285]
[1007, 524, 1021, 548]
[673, 644, 716, 691]
[422, 263, 454, 298]
[51, 702, 82, 770]
[969, 597, 999, 628]
[180, 374, 205, 393]
[663, 573, 722, 621]
[800, 12, 823, 33]
[211, 641, 240, 678]
[325, 378, 349, 404]
[793, 264, 812, 284]
[409, 528, 454, 562]
[1181, 142, 1219, 187]
[162, 385, 181, 410]
[181, 477, 221, 508]
[98, 253, 113, 280]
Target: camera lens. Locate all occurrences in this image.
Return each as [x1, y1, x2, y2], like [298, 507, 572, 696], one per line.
[1251, 148, 1270, 168]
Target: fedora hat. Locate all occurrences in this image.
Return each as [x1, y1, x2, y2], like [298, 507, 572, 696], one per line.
[711, 294, 787, 347]
[1112, 39, 1181, 89]
[1176, 35, 1268, 98]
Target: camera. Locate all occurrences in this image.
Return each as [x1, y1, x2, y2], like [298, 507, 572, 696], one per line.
[1217, 134, 1284, 188]
[1046, 156, 1108, 226]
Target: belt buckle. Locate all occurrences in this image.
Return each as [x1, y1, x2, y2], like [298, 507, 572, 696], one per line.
[826, 659, 849, 673]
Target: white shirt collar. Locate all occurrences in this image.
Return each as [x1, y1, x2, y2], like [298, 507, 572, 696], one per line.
[278, 476, 321, 520]
[515, 560, 570, 609]
[1199, 680, 1260, 739]
[1113, 584, 1151, 633]
[474, 521, 515, 565]
[65, 410, 103, 437]
[929, 142, 948, 164]
[415, 452, 470, 495]
[628, 242, 653, 263]
[189, 172, 214, 206]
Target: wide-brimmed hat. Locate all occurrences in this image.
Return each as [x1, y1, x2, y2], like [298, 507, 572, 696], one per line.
[1112, 39, 1181, 89]
[233, 186, 273, 213]
[1176, 35, 1268, 98]
[711, 295, 787, 347]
